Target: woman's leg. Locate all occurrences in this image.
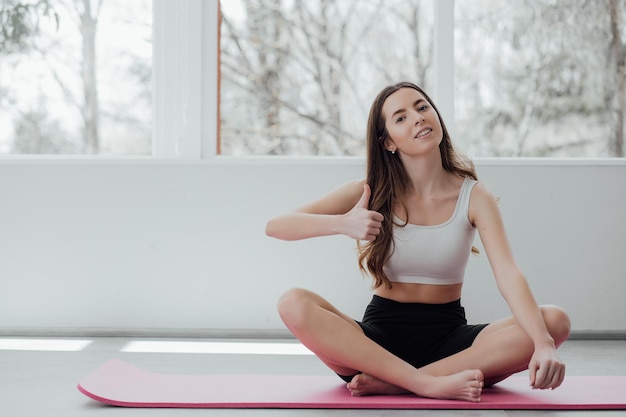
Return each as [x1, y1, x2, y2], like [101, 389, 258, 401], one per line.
[277, 288, 484, 401]
[423, 305, 570, 383]
[347, 305, 571, 395]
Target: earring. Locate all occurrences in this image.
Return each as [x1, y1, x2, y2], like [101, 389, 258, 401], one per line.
[390, 148, 396, 154]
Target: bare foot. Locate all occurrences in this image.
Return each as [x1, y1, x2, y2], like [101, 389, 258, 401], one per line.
[347, 369, 484, 402]
[421, 369, 484, 403]
[347, 373, 409, 396]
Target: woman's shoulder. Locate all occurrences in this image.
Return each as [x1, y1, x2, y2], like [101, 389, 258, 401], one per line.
[468, 180, 500, 223]
[295, 178, 366, 215]
[331, 178, 365, 198]
[345, 178, 366, 190]
[336, 178, 367, 205]
[469, 180, 495, 200]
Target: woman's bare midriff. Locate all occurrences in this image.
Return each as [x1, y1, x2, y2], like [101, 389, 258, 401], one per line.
[374, 281, 463, 304]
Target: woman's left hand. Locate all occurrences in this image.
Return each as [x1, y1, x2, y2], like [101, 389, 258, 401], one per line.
[528, 345, 566, 390]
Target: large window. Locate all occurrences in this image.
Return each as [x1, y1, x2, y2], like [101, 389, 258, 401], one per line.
[221, 0, 626, 157]
[2, 1, 624, 157]
[0, 0, 152, 155]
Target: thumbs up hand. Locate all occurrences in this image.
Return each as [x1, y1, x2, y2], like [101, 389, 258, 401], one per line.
[343, 184, 384, 241]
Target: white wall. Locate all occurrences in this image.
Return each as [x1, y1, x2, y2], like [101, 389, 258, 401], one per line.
[0, 159, 625, 335]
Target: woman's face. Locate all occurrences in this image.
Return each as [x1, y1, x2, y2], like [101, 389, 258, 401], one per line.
[381, 88, 443, 157]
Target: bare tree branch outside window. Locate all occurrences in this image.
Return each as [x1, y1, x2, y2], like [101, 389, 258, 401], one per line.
[0, 0, 151, 155]
[220, 0, 434, 156]
[455, 0, 624, 157]
[221, 0, 626, 157]
[2, 1, 624, 157]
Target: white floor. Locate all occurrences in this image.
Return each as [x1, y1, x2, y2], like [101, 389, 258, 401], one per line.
[2, 337, 626, 417]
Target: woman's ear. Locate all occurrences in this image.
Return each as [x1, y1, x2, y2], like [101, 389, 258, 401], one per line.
[384, 138, 396, 153]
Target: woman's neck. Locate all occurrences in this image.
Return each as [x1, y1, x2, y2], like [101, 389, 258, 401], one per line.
[401, 153, 449, 197]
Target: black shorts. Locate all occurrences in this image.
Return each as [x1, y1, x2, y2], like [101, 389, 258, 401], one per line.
[338, 295, 488, 382]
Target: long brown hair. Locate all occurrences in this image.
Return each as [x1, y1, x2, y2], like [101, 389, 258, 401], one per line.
[358, 82, 478, 289]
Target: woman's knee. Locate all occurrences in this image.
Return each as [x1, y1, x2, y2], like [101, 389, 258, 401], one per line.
[540, 305, 571, 345]
[277, 287, 317, 327]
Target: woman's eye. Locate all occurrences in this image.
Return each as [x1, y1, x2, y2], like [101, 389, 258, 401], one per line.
[395, 116, 406, 124]
[418, 105, 429, 112]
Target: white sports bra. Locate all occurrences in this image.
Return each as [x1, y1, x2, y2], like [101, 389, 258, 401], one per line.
[383, 178, 477, 285]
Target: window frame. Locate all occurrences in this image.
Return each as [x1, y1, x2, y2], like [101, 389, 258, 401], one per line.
[153, 0, 218, 159]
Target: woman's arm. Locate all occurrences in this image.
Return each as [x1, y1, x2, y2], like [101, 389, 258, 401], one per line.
[266, 180, 384, 241]
[469, 182, 565, 389]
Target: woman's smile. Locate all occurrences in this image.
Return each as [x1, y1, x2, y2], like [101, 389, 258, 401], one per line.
[414, 127, 432, 140]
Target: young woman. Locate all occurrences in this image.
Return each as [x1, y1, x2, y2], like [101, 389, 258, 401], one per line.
[265, 82, 571, 402]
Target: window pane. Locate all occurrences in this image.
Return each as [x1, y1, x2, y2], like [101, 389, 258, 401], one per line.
[455, 0, 624, 157]
[0, 0, 152, 155]
[220, 0, 434, 156]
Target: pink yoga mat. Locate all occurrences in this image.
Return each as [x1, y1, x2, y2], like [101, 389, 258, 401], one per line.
[78, 359, 626, 409]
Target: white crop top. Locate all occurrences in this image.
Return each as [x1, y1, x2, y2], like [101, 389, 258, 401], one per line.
[383, 178, 477, 285]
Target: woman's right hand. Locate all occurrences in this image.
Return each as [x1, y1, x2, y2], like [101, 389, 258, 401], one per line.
[342, 184, 384, 241]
